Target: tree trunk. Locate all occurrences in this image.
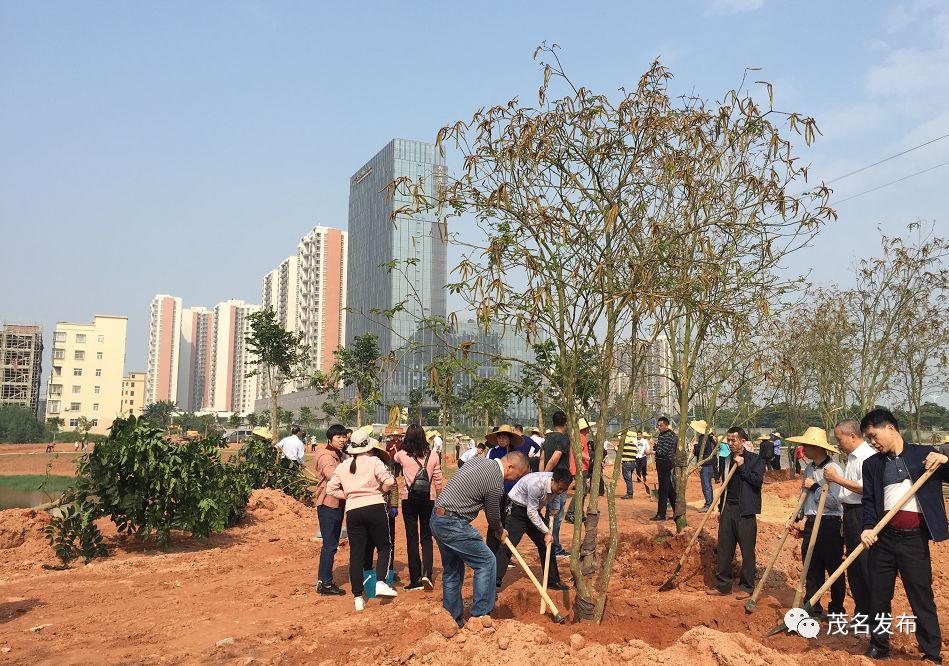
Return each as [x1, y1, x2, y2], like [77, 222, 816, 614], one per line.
[269, 368, 279, 444]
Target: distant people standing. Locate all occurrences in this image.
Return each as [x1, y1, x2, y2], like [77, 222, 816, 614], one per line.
[757, 434, 774, 468]
[314, 424, 351, 596]
[327, 431, 399, 611]
[528, 427, 545, 472]
[691, 421, 716, 512]
[393, 424, 444, 592]
[715, 435, 729, 483]
[636, 431, 650, 482]
[770, 433, 783, 471]
[650, 417, 677, 522]
[277, 425, 306, 463]
[540, 411, 570, 557]
[620, 432, 639, 499]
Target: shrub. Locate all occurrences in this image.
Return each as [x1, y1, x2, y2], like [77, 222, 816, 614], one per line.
[235, 437, 313, 505]
[0, 405, 49, 443]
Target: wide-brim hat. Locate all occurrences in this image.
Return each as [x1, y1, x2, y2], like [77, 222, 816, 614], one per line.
[349, 424, 375, 446]
[531, 427, 542, 435]
[252, 426, 273, 440]
[347, 436, 391, 463]
[943, 435, 949, 444]
[426, 430, 441, 440]
[486, 424, 518, 446]
[577, 418, 591, 431]
[772, 432, 783, 438]
[786, 427, 839, 454]
[757, 434, 771, 441]
[689, 420, 708, 435]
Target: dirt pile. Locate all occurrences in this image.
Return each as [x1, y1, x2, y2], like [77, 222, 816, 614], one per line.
[0, 508, 52, 574]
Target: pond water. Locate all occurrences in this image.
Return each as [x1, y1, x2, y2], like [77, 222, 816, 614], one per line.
[0, 487, 60, 510]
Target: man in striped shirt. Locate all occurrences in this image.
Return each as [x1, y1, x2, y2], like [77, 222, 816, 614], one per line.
[860, 408, 949, 663]
[431, 451, 530, 627]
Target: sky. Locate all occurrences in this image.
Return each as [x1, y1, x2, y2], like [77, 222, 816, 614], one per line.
[1, 0, 947, 402]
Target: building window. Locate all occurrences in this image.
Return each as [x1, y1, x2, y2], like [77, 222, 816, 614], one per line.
[76, 334, 86, 343]
[95, 369, 102, 377]
[97, 335, 104, 343]
[130, 390, 134, 396]
[54, 331, 66, 342]
[69, 418, 78, 427]
[74, 350, 85, 361]
[72, 385, 81, 394]
[53, 366, 62, 377]
[96, 352, 103, 360]
[73, 368, 83, 376]
[48, 401, 60, 414]
[91, 419, 98, 427]
[93, 403, 99, 412]
[53, 349, 65, 360]
[69, 402, 81, 411]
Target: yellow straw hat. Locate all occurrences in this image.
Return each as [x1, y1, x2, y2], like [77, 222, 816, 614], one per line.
[251, 426, 273, 441]
[577, 418, 591, 431]
[486, 424, 518, 446]
[689, 420, 708, 435]
[757, 433, 771, 441]
[786, 427, 839, 454]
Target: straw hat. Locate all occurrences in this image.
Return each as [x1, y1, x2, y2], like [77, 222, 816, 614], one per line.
[349, 424, 375, 446]
[943, 435, 949, 444]
[689, 420, 708, 435]
[426, 429, 442, 441]
[531, 427, 542, 435]
[486, 424, 518, 446]
[251, 426, 273, 440]
[577, 418, 591, 431]
[785, 427, 839, 454]
[772, 432, 783, 438]
[757, 434, 771, 441]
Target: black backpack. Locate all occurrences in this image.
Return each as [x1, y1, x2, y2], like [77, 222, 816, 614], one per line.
[408, 451, 434, 502]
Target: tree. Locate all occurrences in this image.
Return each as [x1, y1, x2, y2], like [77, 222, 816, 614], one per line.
[246, 412, 258, 428]
[408, 388, 425, 425]
[326, 333, 383, 427]
[227, 413, 241, 429]
[393, 46, 820, 621]
[245, 308, 310, 443]
[0, 405, 48, 443]
[298, 406, 316, 437]
[141, 400, 177, 428]
[426, 352, 469, 432]
[850, 223, 949, 414]
[76, 416, 93, 442]
[461, 375, 513, 432]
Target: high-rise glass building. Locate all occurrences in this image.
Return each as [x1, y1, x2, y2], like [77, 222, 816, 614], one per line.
[347, 139, 447, 418]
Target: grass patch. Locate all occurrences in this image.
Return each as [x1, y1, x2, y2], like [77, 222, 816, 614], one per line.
[0, 474, 74, 494]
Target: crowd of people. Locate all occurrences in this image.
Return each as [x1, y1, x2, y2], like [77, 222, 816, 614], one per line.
[271, 406, 949, 662]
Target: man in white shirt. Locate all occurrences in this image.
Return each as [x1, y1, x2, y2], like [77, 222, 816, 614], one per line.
[458, 442, 485, 467]
[276, 425, 306, 463]
[826, 418, 876, 620]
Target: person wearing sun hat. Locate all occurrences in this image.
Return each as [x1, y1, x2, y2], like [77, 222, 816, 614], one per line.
[771, 432, 784, 471]
[786, 426, 846, 618]
[327, 426, 398, 611]
[756, 433, 774, 467]
[251, 425, 273, 442]
[691, 420, 717, 512]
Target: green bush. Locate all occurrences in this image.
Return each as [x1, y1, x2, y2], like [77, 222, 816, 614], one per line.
[236, 437, 313, 505]
[46, 416, 252, 563]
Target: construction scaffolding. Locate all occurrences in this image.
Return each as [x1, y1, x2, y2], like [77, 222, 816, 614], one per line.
[1, 324, 44, 416]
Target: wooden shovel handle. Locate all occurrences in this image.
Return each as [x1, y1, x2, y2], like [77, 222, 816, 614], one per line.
[504, 537, 560, 618]
[540, 514, 555, 614]
[671, 461, 739, 571]
[749, 488, 808, 604]
[793, 482, 830, 608]
[802, 463, 941, 610]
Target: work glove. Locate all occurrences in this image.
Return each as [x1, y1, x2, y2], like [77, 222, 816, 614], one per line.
[389, 506, 399, 519]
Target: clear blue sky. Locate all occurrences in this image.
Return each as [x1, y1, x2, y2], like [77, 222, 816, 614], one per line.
[2, 1, 947, 399]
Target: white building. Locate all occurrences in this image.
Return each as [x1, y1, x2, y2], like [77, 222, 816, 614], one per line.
[145, 294, 182, 407]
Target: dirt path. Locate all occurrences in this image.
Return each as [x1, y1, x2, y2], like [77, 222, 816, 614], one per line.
[0, 466, 946, 664]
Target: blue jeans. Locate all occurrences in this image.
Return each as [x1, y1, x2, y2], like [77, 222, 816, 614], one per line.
[545, 492, 567, 551]
[317, 504, 344, 585]
[621, 461, 636, 495]
[430, 514, 497, 627]
[700, 464, 714, 508]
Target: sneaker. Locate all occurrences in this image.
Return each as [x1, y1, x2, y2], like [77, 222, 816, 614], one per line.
[404, 583, 425, 591]
[374, 581, 398, 598]
[556, 551, 570, 559]
[354, 596, 365, 612]
[421, 576, 433, 591]
[316, 581, 345, 596]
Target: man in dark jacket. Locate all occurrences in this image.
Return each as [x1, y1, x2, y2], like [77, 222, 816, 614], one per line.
[707, 426, 765, 599]
[859, 408, 949, 663]
[650, 417, 678, 521]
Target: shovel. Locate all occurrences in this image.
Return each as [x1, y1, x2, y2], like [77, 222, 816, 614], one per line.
[540, 514, 555, 615]
[792, 481, 830, 611]
[658, 461, 738, 592]
[767, 463, 941, 636]
[504, 537, 566, 623]
[744, 488, 808, 613]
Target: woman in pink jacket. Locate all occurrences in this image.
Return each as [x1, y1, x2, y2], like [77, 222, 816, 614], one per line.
[392, 424, 444, 591]
[327, 432, 398, 611]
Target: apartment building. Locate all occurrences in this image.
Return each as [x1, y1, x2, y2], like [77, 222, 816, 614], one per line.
[145, 294, 182, 407]
[121, 371, 146, 417]
[0, 324, 43, 416]
[45, 315, 127, 435]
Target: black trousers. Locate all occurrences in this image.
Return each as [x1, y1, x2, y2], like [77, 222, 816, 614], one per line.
[800, 515, 845, 614]
[770, 455, 781, 471]
[843, 504, 870, 617]
[635, 456, 647, 481]
[402, 497, 434, 585]
[493, 503, 561, 587]
[364, 511, 397, 575]
[347, 504, 391, 596]
[715, 456, 727, 482]
[715, 502, 757, 593]
[655, 458, 676, 518]
[868, 527, 942, 659]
